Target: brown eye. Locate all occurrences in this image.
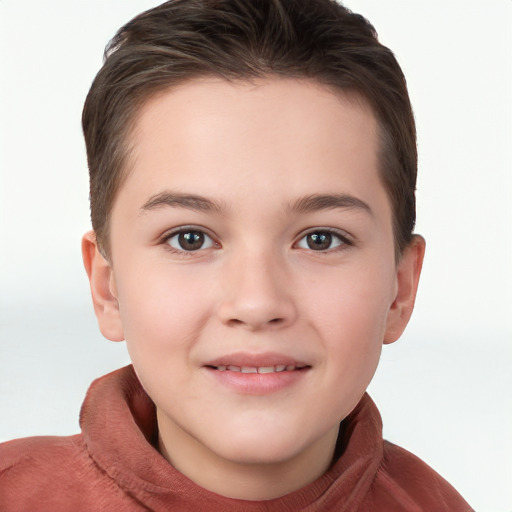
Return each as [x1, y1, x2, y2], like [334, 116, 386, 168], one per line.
[297, 230, 346, 251]
[307, 232, 332, 250]
[167, 230, 214, 251]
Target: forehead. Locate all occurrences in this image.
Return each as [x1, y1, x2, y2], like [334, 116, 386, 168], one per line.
[123, 77, 382, 200]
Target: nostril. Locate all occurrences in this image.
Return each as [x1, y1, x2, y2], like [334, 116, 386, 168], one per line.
[226, 317, 284, 328]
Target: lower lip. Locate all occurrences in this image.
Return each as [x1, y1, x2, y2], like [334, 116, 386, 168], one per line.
[204, 367, 310, 395]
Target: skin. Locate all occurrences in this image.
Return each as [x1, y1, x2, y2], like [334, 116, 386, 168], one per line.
[82, 78, 425, 500]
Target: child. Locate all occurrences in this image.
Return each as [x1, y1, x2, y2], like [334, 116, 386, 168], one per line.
[0, 0, 473, 510]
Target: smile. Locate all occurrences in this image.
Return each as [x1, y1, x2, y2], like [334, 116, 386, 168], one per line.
[204, 355, 311, 395]
[212, 365, 306, 373]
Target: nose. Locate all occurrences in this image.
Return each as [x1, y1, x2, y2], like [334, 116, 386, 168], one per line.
[217, 250, 298, 331]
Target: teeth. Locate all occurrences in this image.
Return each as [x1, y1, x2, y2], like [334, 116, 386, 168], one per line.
[215, 364, 299, 373]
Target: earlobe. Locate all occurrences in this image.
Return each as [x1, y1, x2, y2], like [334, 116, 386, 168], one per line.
[383, 235, 426, 345]
[82, 231, 125, 342]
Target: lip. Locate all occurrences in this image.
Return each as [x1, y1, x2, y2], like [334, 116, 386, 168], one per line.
[204, 351, 309, 369]
[203, 352, 311, 395]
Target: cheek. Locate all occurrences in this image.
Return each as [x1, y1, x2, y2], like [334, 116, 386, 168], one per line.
[307, 260, 395, 373]
[311, 259, 394, 332]
[115, 260, 214, 360]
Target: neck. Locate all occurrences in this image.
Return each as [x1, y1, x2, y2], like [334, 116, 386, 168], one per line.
[156, 409, 340, 501]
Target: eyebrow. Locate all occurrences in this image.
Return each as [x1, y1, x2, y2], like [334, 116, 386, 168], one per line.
[140, 191, 226, 214]
[289, 193, 372, 215]
[140, 191, 372, 216]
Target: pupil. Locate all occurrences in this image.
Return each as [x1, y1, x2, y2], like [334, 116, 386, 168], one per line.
[307, 232, 332, 250]
[179, 231, 204, 250]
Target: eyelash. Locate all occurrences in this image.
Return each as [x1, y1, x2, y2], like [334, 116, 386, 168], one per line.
[295, 228, 353, 253]
[159, 226, 218, 256]
[158, 226, 353, 255]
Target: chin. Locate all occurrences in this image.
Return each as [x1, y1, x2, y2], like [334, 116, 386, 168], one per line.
[219, 443, 299, 466]
[207, 424, 316, 466]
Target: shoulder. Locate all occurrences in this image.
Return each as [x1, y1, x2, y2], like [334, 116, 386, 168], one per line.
[0, 435, 131, 511]
[367, 440, 474, 511]
[1, 432, 82, 460]
[0, 435, 91, 504]
[0, 434, 86, 480]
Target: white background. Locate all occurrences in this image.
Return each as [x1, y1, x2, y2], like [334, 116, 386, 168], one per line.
[0, 1, 510, 510]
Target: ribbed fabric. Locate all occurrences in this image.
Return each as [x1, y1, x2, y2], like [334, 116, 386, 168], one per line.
[0, 365, 473, 511]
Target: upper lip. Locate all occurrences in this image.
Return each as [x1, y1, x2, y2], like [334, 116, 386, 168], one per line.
[203, 352, 310, 369]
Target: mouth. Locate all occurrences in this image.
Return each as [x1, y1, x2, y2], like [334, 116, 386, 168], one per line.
[206, 364, 309, 373]
[203, 353, 311, 394]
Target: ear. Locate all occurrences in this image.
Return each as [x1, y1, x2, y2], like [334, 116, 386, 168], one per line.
[383, 235, 426, 344]
[82, 231, 125, 342]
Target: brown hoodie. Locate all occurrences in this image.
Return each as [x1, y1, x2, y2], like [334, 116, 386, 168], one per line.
[0, 365, 473, 511]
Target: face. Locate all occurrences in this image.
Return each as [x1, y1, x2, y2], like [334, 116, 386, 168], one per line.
[84, 77, 423, 497]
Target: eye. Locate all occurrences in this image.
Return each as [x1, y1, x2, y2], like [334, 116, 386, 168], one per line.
[296, 230, 349, 251]
[166, 229, 215, 252]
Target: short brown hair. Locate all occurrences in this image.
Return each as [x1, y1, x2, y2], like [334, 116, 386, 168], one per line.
[83, 0, 417, 258]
